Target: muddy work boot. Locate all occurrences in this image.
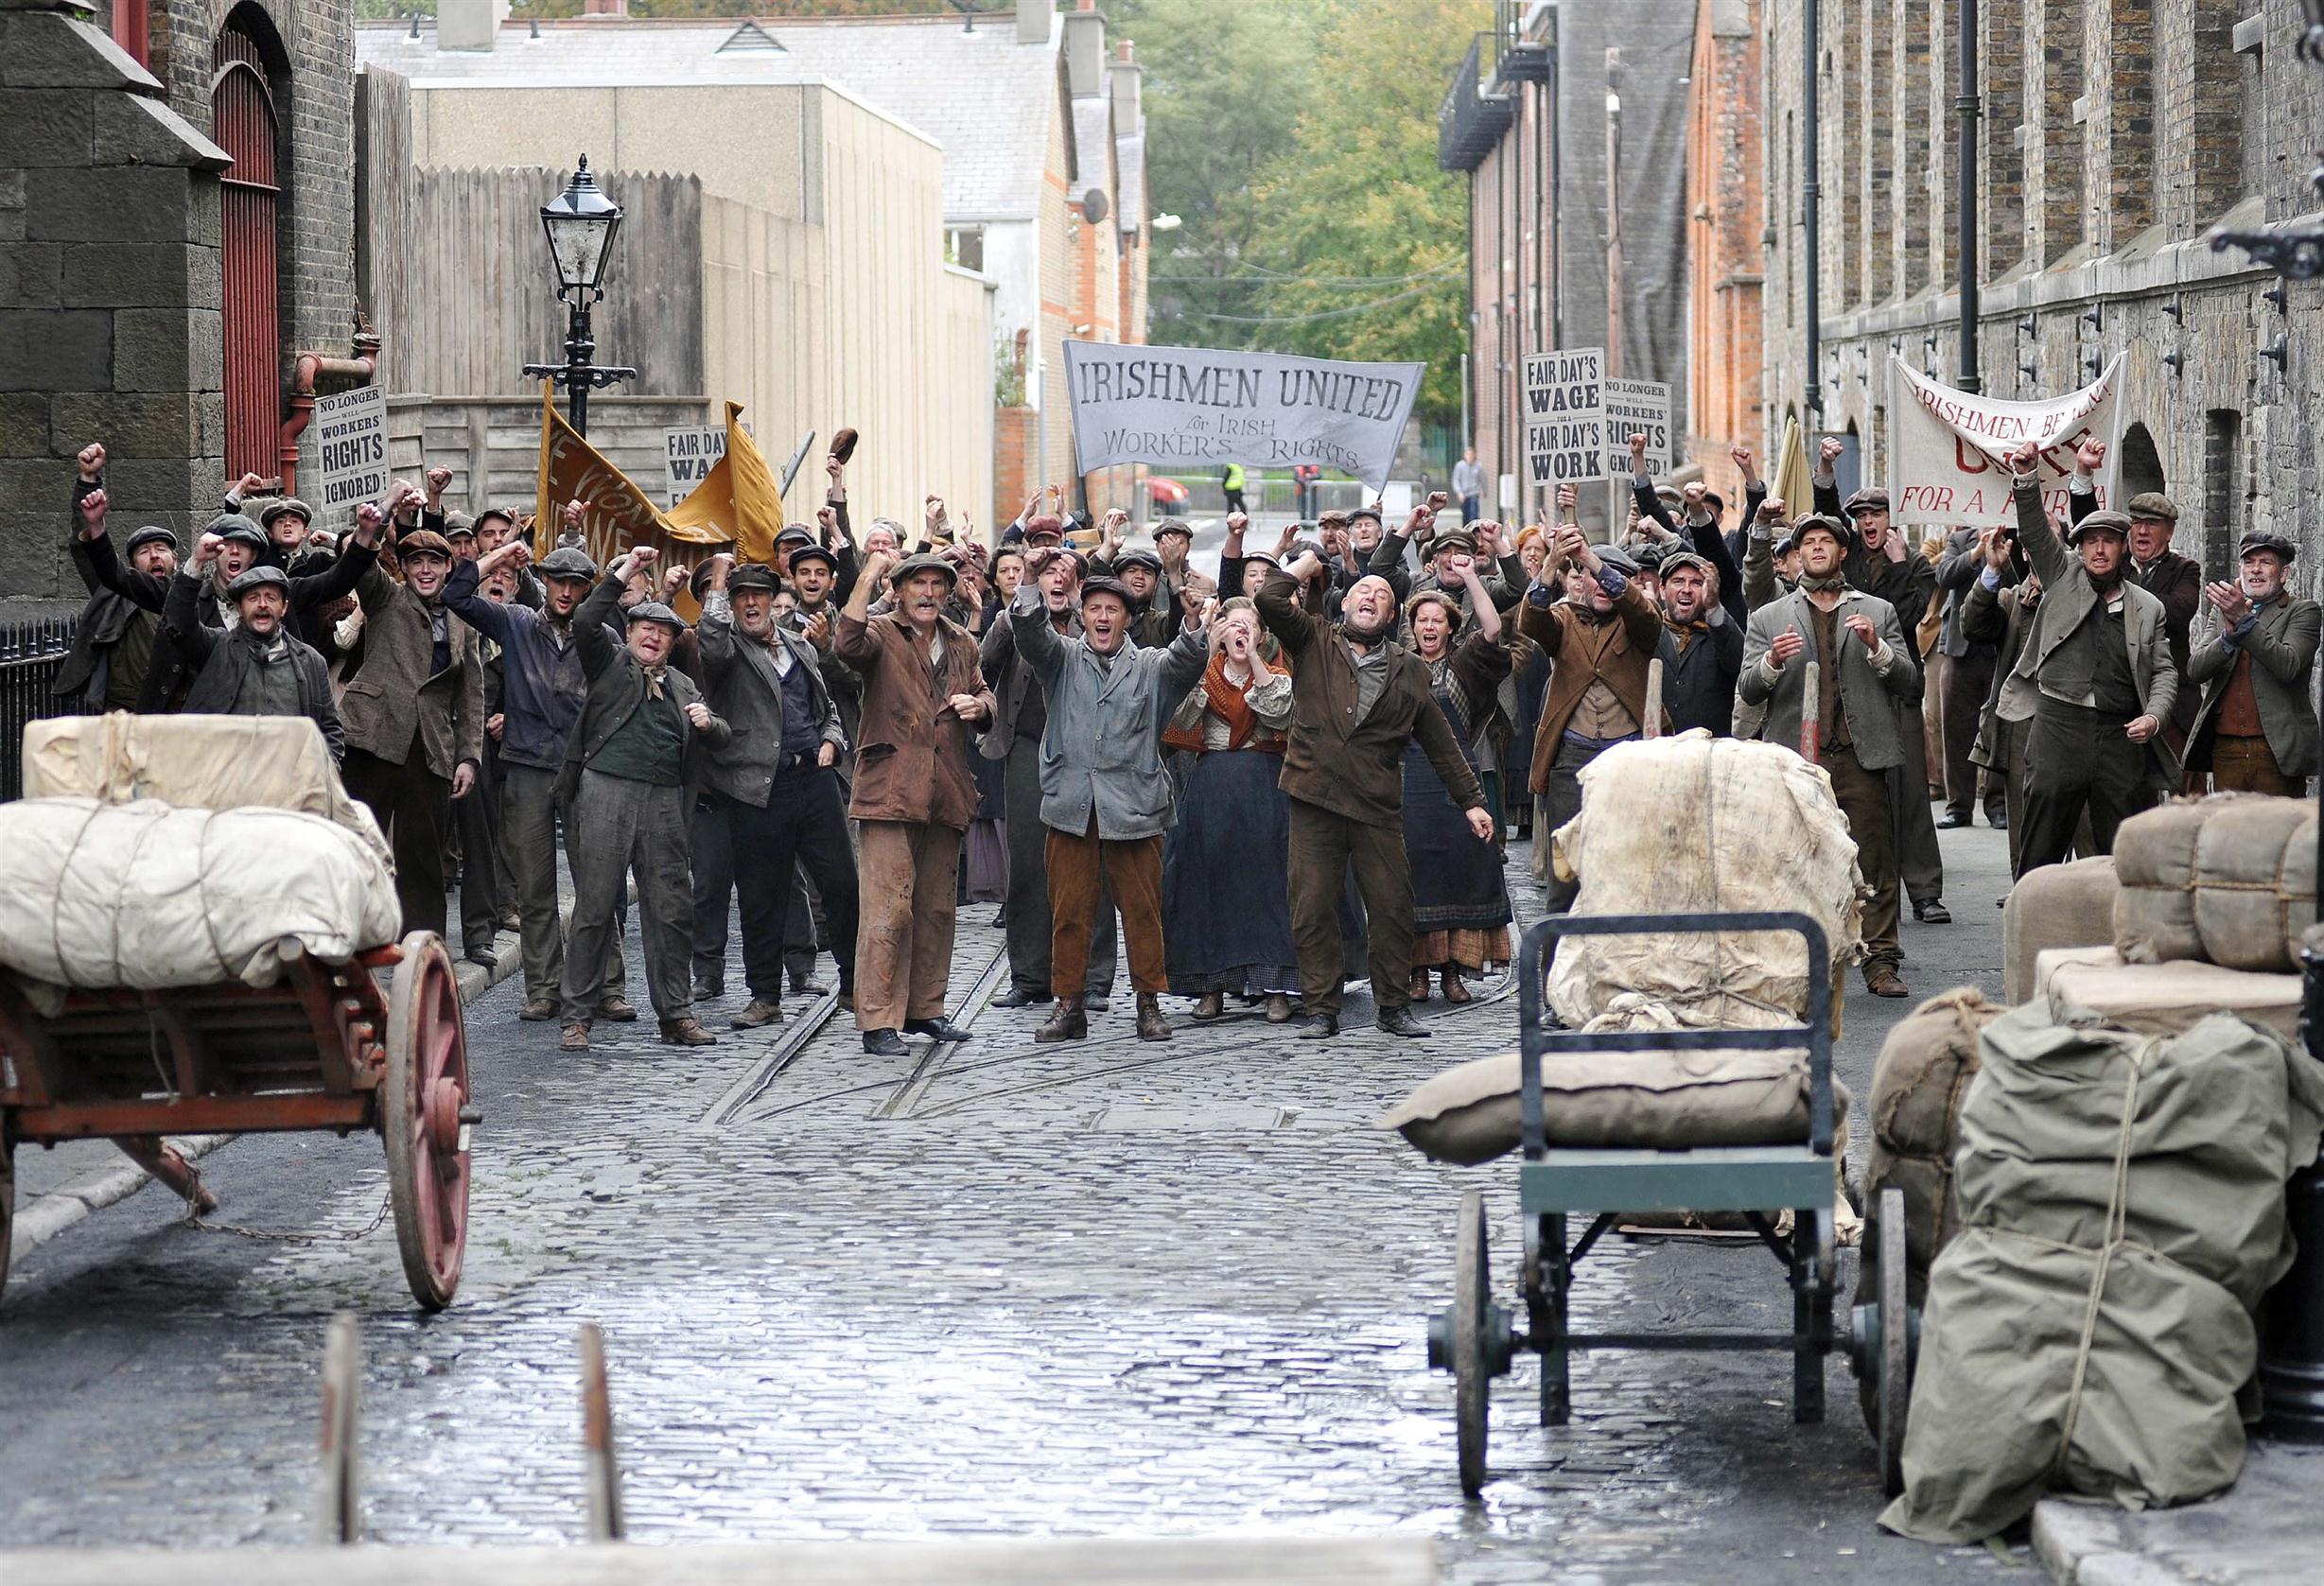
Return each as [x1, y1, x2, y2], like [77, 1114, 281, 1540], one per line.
[730, 999, 785, 1030]
[559, 1021, 591, 1053]
[1035, 995, 1089, 1044]
[1135, 992, 1173, 1042]
[658, 1016, 720, 1046]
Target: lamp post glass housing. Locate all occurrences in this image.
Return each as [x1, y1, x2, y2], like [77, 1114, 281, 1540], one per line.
[523, 154, 636, 437]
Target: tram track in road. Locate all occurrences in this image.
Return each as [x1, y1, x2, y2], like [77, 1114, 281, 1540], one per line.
[698, 987, 844, 1124]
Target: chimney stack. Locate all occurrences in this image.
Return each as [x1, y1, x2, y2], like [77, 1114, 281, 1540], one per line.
[1063, 0, 1106, 98]
[1109, 38, 1142, 134]
[437, 0, 509, 53]
[1016, 0, 1057, 46]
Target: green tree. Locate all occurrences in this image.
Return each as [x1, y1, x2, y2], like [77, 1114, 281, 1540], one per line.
[1237, 0, 1483, 423]
[1110, 0, 1323, 352]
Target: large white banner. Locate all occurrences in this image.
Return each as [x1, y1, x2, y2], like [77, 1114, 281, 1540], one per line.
[1061, 342, 1423, 491]
[1889, 356, 2125, 529]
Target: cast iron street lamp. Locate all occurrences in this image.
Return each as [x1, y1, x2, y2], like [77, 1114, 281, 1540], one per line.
[522, 155, 637, 438]
[2211, 6, 2324, 1445]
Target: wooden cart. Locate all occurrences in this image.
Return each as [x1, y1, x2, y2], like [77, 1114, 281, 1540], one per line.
[0, 932, 475, 1311]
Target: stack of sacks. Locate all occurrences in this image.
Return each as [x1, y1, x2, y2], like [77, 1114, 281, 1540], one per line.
[2000, 855, 2118, 1004]
[2113, 793, 2315, 972]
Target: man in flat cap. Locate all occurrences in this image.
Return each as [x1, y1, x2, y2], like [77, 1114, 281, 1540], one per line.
[58, 444, 176, 714]
[1009, 555, 1214, 1044]
[1739, 510, 1921, 997]
[2183, 529, 2321, 795]
[835, 547, 997, 1057]
[1995, 439, 2179, 873]
[1518, 484, 1668, 914]
[558, 547, 732, 1053]
[339, 483, 488, 941]
[2116, 474, 2203, 758]
[450, 536, 632, 1022]
[695, 555, 859, 1031]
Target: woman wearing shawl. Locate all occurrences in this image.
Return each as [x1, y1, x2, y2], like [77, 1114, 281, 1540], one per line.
[1160, 599, 1302, 1022]
[1403, 560, 1514, 1003]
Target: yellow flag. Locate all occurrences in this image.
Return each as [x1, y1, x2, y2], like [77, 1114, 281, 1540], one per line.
[531, 382, 729, 567]
[666, 401, 786, 564]
[1769, 413, 1815, 522]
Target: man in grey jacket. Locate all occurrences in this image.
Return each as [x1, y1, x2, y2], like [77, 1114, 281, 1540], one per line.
[1009, 556, 1214, 1044]
[695, 555, 859, 1030]
[1739, 514, 1921, 997]
[2183, 530, 2321, 795]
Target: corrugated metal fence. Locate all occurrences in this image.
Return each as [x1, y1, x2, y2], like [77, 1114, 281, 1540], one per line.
[0, 618, 78, 801]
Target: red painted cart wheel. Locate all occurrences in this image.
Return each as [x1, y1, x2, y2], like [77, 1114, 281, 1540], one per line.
[383, 932, 470, 1311]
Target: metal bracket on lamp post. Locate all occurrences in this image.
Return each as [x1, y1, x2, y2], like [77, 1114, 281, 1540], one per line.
[524, 290, 637, 440]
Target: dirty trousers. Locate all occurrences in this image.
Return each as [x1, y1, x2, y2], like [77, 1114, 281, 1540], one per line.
[559, 770, 693, 1025]
[1286, 797, 1412, 1018]
[503, 762, 625, 1007]
[852, 819, 962, 1031]
[2208, 735, 2300, 796]
[1044, 817, 1165, 999]
[1824, 742, 1899, 975]
[1005, 738, 1117, 998]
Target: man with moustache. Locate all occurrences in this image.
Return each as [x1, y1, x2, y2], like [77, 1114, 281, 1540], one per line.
[1257, 535, 1494, 1041]
[1656, 549, 1743, 736]
[2182, 530, 2320, 795]
[162, 541, 347, 756]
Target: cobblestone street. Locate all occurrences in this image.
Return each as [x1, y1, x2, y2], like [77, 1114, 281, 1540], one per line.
[2, 827, 2026, 1582]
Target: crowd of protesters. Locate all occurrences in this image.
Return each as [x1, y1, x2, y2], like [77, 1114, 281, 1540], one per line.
[56, 414, 2319, 1042]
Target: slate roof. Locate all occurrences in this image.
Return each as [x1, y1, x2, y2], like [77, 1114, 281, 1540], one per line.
[355, 16, 1069, 222]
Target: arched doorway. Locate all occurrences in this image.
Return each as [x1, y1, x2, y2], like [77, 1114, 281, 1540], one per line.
[213, 8, 285, 480]
[2120, 421, 2166, 505]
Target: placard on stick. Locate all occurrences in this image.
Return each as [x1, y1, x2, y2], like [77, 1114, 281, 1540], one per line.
[1602, 378, 1671, 477]
[311, 386, 391, 514]
[1523, 348, 1604, 486]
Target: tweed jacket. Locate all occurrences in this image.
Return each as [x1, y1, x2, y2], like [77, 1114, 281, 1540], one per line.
[695, 591, 847, 807]
[1995, 479, 2180, 789]
[1007, 591, 1210, 840]
[833, 606, 995, 829]
[1737, 584, 1919, 769]
[2185, 593, 2324, 779]
[1513, 579, 1665, 789]
[338, 559, 486, 779]
[1254, 568, 1483, 827]
[561, 570, 731, 797]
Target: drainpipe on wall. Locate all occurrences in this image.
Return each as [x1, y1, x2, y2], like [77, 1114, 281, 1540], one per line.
[276, 315, 383, 495]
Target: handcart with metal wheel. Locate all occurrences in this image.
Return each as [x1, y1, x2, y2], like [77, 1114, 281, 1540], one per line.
[0, 932, 476, 1312]
[1427, 911, 1916, 1498]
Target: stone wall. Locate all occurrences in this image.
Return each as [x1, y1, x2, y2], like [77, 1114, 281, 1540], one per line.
[1757, 0, 2324, 587]
[0, 2, 228, 612]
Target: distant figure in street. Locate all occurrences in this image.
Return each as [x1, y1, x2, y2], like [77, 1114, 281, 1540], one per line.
[1452, 446, 1485, 523]
[1221, 461, 1248, 516]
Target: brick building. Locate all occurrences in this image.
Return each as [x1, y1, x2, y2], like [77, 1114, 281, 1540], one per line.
[1, 0, 362, 607]
[1758, 0, 2324, 570]
[1684, 0, 1765, 479]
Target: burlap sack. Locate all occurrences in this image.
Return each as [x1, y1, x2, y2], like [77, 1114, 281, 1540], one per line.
[1379, 1048, 1833, 1166]
[2112, 793, 2316, 972]
[1855, 988, 2002, 1307]
[2036, 946, 2302, 1041]
[2001, 855, 2118, 1003]
[1546, 731, 1862, 1032]
[1878, 1007, 2324, 1543]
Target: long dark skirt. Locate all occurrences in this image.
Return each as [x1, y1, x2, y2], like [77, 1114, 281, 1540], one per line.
[1404, 738, 1512, 934]
[1162, 749, 1302, 996]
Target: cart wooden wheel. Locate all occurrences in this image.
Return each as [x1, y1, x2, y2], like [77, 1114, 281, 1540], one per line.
[383, 932, 471, 1311]
[1453, 1190, 1493, 1499]
[1874, 1186, 1911, 1497]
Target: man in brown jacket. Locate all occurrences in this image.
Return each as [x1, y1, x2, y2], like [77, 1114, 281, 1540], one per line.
[1257, 550, 1494, 1040]
[1516, 486, 1665, 912]
[835, 549, 998, 1057]
[338, 488, 486, 939]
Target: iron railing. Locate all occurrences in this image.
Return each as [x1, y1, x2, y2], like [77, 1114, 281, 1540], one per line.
[1440, 31, 1513, 172]
[1, 617, 79, 801]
